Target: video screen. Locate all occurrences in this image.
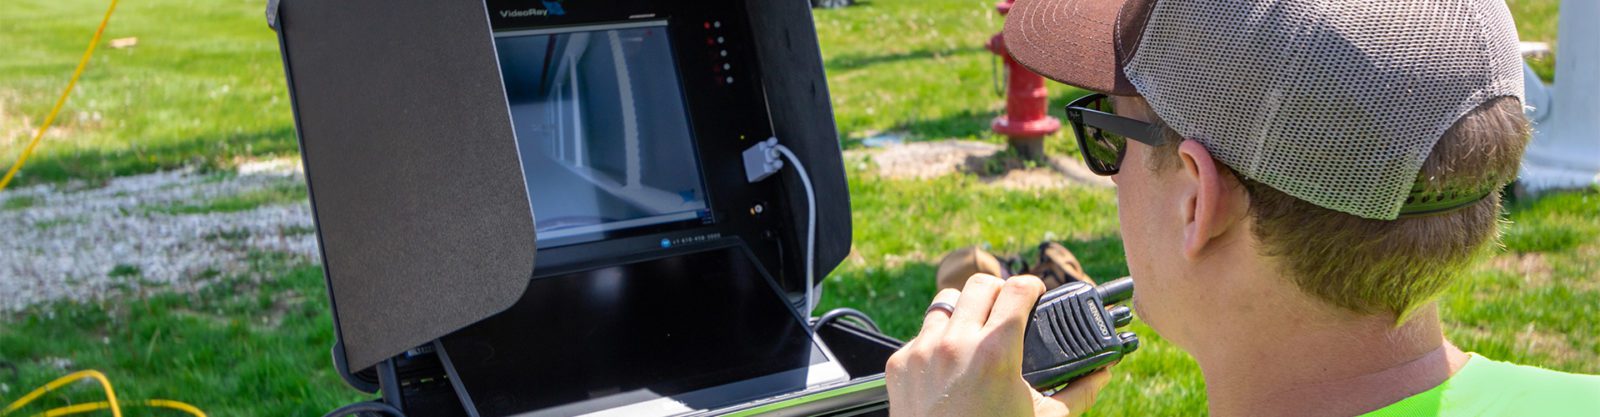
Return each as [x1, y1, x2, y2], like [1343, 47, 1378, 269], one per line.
[494, 21, 711, 244]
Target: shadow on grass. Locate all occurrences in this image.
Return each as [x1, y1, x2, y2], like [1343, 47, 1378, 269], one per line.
[825, 45, 986, 72]
[838, 85, 1096, 150]
[8, 126, 299, 187]
[840, 107, 999, 149]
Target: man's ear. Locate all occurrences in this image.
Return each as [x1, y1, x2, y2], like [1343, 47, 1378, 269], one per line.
[1177, 140, 1248, 260]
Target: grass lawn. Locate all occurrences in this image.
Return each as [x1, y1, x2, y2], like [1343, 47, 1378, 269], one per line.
[0, 0, 297, 187]
[0, 0, 1589, 416]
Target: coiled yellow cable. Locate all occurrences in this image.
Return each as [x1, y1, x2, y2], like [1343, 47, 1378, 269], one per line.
[1, 370, 120, 417]
[25, 399, 205, 417]
[0, 369, 206, 417]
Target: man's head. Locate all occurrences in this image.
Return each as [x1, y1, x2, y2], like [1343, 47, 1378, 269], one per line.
[1002, 0, 1529, 348]
[1109, 96, 1527, 348]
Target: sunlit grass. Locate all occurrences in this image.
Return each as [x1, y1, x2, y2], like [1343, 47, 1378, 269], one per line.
[0, 0, 296, 187]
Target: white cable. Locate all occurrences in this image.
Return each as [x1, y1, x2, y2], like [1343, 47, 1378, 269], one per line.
[772, 144, 817, 317]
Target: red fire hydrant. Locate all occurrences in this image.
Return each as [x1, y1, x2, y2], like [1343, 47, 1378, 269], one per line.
[988, 0, 1061, 160]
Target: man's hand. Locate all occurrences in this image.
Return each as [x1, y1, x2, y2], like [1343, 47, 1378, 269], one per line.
[885, 274, 1114, 417]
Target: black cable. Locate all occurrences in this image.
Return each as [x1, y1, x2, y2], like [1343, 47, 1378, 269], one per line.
[811, 307, 881, 333]
[321, 401, 407, 417]
[377, 358, 403, 410]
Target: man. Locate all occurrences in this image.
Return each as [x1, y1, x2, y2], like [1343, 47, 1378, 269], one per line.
[884, 0, 1600, 416]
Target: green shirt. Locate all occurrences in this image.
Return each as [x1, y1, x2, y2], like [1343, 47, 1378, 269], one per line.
[1362, 354, 1600, 417]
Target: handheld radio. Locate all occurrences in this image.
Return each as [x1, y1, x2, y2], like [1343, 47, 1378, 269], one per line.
[1019, 277, 1138, 390]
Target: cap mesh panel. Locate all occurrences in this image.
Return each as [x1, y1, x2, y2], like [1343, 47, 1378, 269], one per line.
[1122, 0, 1524, 219]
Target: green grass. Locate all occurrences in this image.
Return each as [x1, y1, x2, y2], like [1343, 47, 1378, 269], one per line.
[0, 0, 1583, 416]
[814, 0, 1092, 154]
[0, 254, 366, 416]
[2, 194, 38, 210]
[1508, 0, 1561, 82]
[0, 0, 297, 187]
[1440, 191, 1600, 373]
[143, 181, 305, 215]
[31, 215, 85, 231]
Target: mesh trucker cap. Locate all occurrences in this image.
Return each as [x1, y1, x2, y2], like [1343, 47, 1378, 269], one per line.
[1004, 0, 1525, 220]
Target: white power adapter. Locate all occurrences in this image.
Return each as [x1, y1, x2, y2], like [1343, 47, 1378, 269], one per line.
[742, 137, 785, 183]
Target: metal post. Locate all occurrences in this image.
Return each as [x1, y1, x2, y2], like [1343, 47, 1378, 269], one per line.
[1520, 0, 1600, 193]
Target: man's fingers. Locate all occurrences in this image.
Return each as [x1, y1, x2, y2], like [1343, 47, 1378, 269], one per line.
[917, 288, 963, 339]
[948, 274, 1005, 334]
[982, 275, 1046, 342]
[1033, 369, 1114, 417]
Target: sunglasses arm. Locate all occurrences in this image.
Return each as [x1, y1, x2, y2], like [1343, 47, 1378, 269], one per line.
[1079, 109, 1168, 147]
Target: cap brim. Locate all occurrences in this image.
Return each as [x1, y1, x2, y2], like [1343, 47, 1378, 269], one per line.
[1003, 0, 1143, 96]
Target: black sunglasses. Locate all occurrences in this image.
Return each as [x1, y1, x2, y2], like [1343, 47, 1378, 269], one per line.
[1064, 93, 1168, 176]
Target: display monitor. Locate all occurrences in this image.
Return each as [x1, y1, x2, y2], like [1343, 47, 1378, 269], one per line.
[494, 21, 713, 246]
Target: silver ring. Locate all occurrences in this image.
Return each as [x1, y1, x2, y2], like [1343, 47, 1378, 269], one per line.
[925, 301, 955, 316]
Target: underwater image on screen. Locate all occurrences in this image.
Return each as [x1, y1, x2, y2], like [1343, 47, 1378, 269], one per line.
[494, 21, 711, 243]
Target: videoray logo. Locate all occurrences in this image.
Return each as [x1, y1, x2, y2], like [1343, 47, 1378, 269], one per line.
[501, 1, 567, 18]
